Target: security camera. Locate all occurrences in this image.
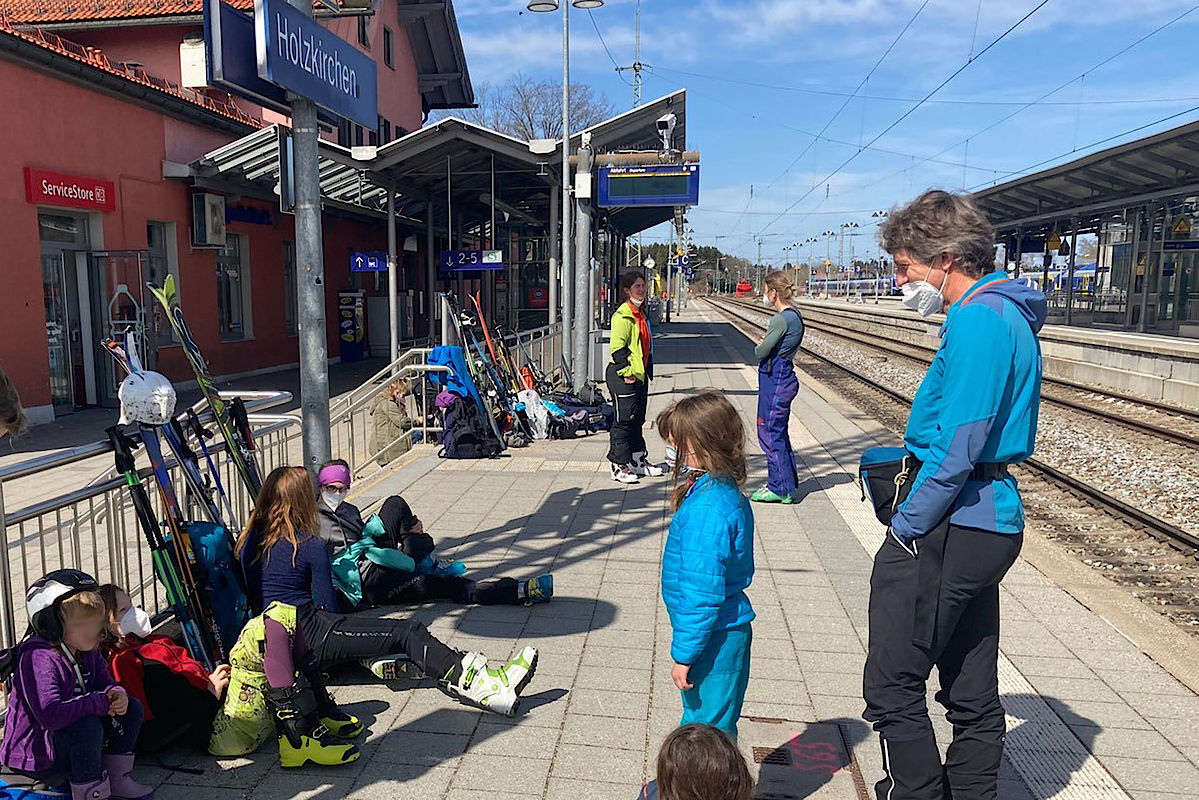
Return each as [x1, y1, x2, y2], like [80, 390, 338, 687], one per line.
[656, 113, 677, 150]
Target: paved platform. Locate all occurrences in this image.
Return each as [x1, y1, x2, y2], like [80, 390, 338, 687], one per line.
[137, 304, 1197, 799]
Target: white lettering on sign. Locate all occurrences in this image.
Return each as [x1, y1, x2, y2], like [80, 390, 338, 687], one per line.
[41, 179, 97, 202]
[275, 12, 358, 98]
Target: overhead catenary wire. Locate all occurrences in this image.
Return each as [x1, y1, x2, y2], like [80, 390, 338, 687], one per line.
[758, 0, 1055, 236]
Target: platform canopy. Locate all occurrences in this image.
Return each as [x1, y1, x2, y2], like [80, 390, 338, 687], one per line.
[974, 118, 1199, 234]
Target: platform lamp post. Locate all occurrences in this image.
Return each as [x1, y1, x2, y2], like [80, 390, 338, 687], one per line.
[805, 236, 818, 295]
[822, 231, 836, 297]
[528, 0, 603, 384]
[871, 210, 889, 301]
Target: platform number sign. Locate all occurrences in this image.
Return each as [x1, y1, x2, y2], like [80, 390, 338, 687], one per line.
[440, 249, 504, 273]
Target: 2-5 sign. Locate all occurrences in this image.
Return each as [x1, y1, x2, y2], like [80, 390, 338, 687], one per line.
[440, 250, 504, 272]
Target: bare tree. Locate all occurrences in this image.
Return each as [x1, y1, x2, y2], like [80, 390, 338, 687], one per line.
[432, 73, 613, 140]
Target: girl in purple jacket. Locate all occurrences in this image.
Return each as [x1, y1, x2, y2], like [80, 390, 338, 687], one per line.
[1, 570, 152, 800]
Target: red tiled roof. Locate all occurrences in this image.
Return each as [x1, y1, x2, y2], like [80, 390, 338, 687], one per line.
[0, 1, 249, 24]
[0, 19, 262, 127]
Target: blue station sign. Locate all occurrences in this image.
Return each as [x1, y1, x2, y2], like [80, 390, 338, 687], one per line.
[205, 0, 289, 114]
[441, 250, 505, 273]
[254, 0, 378, 128]
[350, 251, 388, 272]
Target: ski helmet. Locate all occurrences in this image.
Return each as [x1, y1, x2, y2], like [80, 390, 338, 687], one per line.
[27, 569, 99, 642]
[118, 369, 176, 426]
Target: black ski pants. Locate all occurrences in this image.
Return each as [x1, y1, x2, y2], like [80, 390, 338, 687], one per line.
[298, 604, 462, 682]
[863, 523, 1022, 800]
[361, 564, 521, 607]
[606, 363, 648, 465]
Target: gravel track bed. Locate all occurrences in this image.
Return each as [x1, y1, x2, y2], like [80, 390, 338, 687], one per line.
[802, 328, 1199, 537]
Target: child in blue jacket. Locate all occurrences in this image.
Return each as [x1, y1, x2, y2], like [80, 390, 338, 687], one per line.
[656, 391, 755, 740]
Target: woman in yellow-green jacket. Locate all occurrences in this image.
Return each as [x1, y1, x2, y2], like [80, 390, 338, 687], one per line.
[606, 271, 668, 484]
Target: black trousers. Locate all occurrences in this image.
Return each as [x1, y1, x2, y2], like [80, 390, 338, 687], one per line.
[137, 684, 221, 754]
[395, 531, 435, 564]
[605, 363, 648, 464]
[863, 523, 1022, 800]
[298, 604, 462, 682]
[361, 564, 521, 607]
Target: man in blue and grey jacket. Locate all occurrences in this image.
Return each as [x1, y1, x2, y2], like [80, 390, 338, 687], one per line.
[863, 190, 1046, 800]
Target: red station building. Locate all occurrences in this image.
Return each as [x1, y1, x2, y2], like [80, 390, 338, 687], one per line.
[0, 0, 474, 425]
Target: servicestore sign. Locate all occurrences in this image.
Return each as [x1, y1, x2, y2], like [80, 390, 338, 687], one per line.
[24, 168, 115, 212]
[254, 0, 377, 128]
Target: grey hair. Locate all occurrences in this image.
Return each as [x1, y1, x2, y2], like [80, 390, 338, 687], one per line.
[878, 190, 996, 278]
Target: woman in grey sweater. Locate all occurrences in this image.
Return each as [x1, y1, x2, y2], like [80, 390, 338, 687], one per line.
[752, 272, 804, 503]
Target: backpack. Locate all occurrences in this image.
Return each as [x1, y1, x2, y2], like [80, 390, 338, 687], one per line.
[440, 397, 501, 459]
[186, 522, 250, 650]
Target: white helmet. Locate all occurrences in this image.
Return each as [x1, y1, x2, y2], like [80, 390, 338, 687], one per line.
[118, 370, 177, 426]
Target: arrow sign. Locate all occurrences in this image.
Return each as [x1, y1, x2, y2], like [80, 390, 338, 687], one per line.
[350, 251, 388, 272]
[440, 249, 505, 272]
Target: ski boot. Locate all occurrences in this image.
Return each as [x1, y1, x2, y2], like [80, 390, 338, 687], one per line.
[751, 487, 794, 504]
[298, 652, 364, 740]
[611, 463, 640, 484]
[102, 754, 153, 800]
[632, 452, 668, 478]
[268, 682, 361, 769]
[523, 574, 554, 606]
[363, 653, 423, 682]
[441, 646, 538, 717]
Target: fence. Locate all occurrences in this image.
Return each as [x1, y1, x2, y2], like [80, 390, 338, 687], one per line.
[330, 322, 564, 482]
[0, 391, 298, 650]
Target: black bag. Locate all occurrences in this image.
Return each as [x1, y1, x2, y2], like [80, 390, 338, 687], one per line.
[858, 447, 921, 526]
[440, 397, 501, 459]
[551, 396, 614, 433]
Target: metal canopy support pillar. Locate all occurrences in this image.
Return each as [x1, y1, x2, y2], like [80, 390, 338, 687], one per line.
[387, 185, 398, 363]
[573, 138, 593, 390]
[1065, 218, 1078, 326]
[549, 188, 559, 326]
[287, 0, 329, 475]
[559, 0, 573, 373]
[426, 201, 436, 342]
[1138, 205, 1162, 333]
[1124, 208, 1142, 329]
[1013, 228, 1023, 278]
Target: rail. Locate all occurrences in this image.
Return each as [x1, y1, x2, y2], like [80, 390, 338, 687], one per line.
[0, 391, 298, 650]
[330, 323, 564, 482]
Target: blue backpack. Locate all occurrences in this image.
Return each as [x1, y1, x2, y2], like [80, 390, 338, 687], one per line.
[186, 522, 250, 650]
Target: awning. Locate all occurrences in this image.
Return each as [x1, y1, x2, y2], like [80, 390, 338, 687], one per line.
[974, 118, 1199, 233]
[397, 0, 474, 112]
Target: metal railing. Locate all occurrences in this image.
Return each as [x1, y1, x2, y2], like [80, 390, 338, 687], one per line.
[0, 391, 299, 650]
[330, 322, 564, 482]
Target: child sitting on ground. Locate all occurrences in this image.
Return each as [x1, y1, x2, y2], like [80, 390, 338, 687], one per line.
[657, 392, 756, 740]
[0, 570, 153, 800]
[97, 585, 228, 755]
[639, 723, 754, 799]
[316, 460, 553, 608]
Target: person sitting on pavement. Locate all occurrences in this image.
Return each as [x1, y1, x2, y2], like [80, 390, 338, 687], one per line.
[97, 584, 227, 756]
[369, 378, 415, 467]
[751, 270, 805, 505]
[863, 190, 1046, 800]
[656, 392, 755, 741]
[237, 465, 538, 717]
[0, 570, 152, 800]
[638, 723, 754, 799]
[316, 461, 553, 609]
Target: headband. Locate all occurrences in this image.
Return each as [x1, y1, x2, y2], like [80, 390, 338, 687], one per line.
[318, 464, 351, 487]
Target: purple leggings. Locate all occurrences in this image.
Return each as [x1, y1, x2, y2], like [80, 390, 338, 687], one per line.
[263, 618, 308, 689]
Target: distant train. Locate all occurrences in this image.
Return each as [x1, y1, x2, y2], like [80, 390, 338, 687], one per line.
[735, 279, 754, 297]
[808, 276, 901, 297]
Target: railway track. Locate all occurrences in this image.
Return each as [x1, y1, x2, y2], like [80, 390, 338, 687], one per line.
[706, 296, 1199, 557]
[728, 296, 1199, 448]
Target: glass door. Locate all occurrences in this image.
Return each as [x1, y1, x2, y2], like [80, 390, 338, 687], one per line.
[42, 252, 75, 412]
[89, 251, 147, 405]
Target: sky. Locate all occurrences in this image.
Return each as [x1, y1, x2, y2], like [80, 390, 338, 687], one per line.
[447, 0, 1199, 264]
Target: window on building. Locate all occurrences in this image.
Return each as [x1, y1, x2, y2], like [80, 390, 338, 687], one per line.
[368, 128, 378, 147]
[146, 221, 179, 347]
[354, 124, 364, 147]
[337, 118, 352, 147]
[282, 240, 297, 336]
[381, 118, 391, 144]
[357, 16, 369, 48]
[383, 27, 393, 68]
[217, 233, 248, 341]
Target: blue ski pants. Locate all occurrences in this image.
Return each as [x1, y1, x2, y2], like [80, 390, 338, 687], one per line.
[757, 361, 799, 497]
[680, 623, 752, 740]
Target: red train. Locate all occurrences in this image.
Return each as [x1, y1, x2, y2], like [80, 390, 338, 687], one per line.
[735, 279, 753, 297]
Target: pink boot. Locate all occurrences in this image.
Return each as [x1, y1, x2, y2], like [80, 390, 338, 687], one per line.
[71, 774, 110, 800]
[102, 754, 153, 800]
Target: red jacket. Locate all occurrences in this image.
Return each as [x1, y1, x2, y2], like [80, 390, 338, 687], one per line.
[107, 634, 210, 721]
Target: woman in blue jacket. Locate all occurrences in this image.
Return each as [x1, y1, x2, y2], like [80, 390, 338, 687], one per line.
[656, 392, 755, 739]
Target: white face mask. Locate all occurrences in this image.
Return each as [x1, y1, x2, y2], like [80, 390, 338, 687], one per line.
[900, 264, 949, 317]
[762, 292, 774, 307]
[321, 489, 348, 511]
[629, 296, 643, 307]
[118, 606, 152, 638]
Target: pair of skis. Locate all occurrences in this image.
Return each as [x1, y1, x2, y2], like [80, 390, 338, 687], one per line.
[444, 292, 525, 442]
